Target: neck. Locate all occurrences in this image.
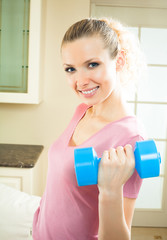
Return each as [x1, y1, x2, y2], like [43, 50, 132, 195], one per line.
[90, 88, 132, 122]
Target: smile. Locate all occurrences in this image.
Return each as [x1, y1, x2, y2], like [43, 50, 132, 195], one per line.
[80, 86, 99, 95]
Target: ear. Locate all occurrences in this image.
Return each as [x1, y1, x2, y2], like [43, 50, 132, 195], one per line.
[116, 50, 126, 72]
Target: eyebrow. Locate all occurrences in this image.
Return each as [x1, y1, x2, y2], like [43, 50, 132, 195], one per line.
[63, 58, 99, 67]
[63, 63, 74, 67]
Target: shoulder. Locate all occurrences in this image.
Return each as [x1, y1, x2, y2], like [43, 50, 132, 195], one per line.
[110, 116, 147, 149]
[121, 116, 146, 135]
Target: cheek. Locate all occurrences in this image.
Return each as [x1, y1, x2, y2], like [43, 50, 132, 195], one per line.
[105, 67, 117, 84]
[96, 69, 116, 87]
[90, 65, 116, 86]
[89, 69, 105, 84]
[67, 76, 76, 89]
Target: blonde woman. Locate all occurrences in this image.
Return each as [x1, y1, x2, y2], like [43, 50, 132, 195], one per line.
[33, 18, 147, 240]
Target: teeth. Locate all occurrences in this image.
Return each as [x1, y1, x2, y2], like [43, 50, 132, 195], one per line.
[82, 87, 98, 94]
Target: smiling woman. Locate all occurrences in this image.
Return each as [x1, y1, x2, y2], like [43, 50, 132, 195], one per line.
[61, 18, 146, 90]
[62, 36, 118, 106]
[32, 18, 147, 240]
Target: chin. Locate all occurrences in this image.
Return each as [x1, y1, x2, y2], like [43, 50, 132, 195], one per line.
[78, 92, 110, 106]
[81, 99, 100, 106]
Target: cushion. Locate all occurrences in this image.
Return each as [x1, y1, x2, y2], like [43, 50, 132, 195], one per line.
[0, 183, 41, 240]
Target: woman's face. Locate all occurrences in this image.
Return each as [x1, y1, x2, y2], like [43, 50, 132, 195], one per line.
[61, 36, 119, 106]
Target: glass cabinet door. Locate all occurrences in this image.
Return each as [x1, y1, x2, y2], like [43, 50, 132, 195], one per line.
[0, 0, 29, 93]
[0, 0, 42, 104]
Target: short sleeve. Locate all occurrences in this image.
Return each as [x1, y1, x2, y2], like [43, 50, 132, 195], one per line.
[123, 135, 145, 199]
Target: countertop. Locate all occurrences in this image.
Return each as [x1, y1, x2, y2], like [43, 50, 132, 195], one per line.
[0, 144, 44, 168]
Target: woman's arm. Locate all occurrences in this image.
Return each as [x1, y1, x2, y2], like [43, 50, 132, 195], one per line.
[98, 190, 136, 240]
[98, 145, 136, 240]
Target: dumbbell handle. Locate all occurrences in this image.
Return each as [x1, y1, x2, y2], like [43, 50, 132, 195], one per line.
[74, 140, 161, 186]
[95, 151, 161, 177]
[91, 156, 135, 179]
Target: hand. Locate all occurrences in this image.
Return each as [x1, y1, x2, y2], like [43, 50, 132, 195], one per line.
[98, 145, 135, 194]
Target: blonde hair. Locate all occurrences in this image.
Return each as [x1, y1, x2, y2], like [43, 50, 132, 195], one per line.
[61, 18, 147, 91]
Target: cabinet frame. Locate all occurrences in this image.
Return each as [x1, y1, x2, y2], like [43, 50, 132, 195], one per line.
[0, 0, 42, 104]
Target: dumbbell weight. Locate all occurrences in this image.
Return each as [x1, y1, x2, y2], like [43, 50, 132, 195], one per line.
[74, 139, 161, 186]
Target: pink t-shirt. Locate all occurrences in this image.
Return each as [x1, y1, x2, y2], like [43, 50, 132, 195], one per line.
[33, 103, 145, 240]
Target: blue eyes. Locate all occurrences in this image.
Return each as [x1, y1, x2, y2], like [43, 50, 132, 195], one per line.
[65, 62, 99, 73]
[89, 62, 99, 68]
[65, 67, 75, 73]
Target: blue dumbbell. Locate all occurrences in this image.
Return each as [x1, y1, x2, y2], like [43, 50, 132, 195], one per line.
[74, 139, 161, 186]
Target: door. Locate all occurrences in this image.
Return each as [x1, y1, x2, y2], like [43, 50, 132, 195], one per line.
[0, 0, 42, 104]
[91, 0, 167, 227]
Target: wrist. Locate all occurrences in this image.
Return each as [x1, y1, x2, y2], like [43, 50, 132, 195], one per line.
[98, 186, 123, 204]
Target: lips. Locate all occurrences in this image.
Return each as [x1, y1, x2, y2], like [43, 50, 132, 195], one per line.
[79, 86, 99, 97]
[78, 86, 99, 98]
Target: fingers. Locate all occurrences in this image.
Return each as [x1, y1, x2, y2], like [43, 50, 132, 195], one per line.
[124, 144, 133, 156]
[116, 146, 126, 164]
[108, 148, 117, 162]
[124, 144, 135, 169]
[103, 144, 135, 168]
[108, 146, 126, 165]
[99, 144, 135, 189]
[101, 150, 109, 161]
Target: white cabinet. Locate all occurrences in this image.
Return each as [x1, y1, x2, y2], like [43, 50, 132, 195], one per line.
[0, 144, 44, 196]
[0, 0, 42, 104]
[0, 156, 43, 196]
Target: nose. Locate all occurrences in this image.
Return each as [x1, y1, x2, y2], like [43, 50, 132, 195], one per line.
[75, 70, 90, 89]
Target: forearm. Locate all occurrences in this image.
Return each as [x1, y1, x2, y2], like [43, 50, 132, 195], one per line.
[98, 187, 130, 240]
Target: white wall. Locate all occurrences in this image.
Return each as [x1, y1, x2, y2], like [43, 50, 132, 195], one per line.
[0, 0, 90, 195]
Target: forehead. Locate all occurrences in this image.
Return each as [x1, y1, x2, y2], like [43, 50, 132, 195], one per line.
[61, 36, 109, 63]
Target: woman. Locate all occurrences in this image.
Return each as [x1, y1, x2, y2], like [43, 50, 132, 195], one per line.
[33, 18, 147, 240]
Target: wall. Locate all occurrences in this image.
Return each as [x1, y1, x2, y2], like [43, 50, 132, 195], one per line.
[0, 0, 90, 195]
